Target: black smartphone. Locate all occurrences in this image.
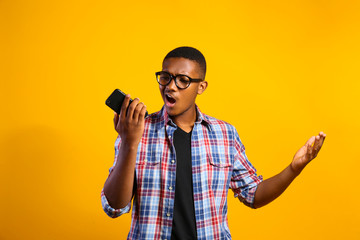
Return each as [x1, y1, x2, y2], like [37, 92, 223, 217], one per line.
[105, 89, 148, 117]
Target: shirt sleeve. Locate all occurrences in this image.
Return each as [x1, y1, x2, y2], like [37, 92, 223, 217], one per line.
[101, 190, 131, 218]
[101, 135, 132, 218]
[229, 129, 263, 208]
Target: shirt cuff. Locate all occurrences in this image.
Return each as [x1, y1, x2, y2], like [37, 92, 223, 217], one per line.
[235, 185, 258, 209]
[233, 175, 263, 209]
[101, 190, 131, 218]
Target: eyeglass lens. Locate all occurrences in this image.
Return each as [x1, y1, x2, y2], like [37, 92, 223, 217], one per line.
[157, 72, 190, 89]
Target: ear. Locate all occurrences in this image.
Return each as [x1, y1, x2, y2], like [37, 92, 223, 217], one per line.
[197, 81, 208, 95]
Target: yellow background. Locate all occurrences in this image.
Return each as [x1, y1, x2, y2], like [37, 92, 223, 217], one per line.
[1, 0, 359, 239]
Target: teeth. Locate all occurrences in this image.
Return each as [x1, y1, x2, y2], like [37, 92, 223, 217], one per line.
[165, 93, 176, 104]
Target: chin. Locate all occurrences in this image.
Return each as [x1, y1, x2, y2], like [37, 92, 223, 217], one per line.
[165, 107, 177, 117]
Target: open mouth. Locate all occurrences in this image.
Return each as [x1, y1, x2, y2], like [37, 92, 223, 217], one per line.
[165, 94, 176, 105]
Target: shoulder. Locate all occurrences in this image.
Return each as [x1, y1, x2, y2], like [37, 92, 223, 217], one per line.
[200, 112, 241, 143]
[144, 109, 163, 124]
[199, 113, 245, 154]
[142, 109, 167, 133]
[201, 112, 237, 133]
[202, 114, 248, 156]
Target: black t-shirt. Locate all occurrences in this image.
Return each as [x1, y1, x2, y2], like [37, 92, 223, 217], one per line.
[171, 127, 197, 240]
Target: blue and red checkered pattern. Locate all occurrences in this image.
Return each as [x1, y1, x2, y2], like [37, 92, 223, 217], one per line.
[101, 106, 263, 239]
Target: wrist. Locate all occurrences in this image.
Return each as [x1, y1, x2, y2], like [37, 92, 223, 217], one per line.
[289, 162, 303, 177]
[120, 140, 139, 152]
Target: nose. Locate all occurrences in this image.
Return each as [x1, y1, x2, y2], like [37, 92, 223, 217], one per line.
[166, 77, 178, 91]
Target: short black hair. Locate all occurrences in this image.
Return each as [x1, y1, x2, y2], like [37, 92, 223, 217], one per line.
[163, 46, 206, 79]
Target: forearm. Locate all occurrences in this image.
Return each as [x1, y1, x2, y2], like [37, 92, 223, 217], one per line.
[103, 143, 138, 209]
[253, 164, 300, 208]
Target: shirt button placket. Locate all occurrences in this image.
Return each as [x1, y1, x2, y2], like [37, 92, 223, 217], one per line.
[165, 131, 175, 239]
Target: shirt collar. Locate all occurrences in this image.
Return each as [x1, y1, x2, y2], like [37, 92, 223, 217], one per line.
[157, 105, 212, 131]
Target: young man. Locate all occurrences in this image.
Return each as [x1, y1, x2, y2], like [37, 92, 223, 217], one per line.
[101, 47, 326, 239]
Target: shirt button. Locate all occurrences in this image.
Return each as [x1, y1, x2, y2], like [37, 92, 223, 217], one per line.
[166, 213, 171, 217]
[171, 160, 175, 164]
[144, 159, 147, 163]
[168, 186, 173, 190]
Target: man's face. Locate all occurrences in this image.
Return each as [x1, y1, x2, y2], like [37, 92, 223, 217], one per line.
[159, 57, 207, 118]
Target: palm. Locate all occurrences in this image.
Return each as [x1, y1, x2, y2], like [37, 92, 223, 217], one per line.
[291, 132, 326, 173]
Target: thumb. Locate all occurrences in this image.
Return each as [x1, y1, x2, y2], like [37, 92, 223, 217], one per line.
[113, 111, 119, 129]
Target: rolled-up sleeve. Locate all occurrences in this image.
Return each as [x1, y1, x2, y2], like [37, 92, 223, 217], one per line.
[230, 131, 263, 208]
[101, 190, 131, 218]
[101, 136, 132, 218]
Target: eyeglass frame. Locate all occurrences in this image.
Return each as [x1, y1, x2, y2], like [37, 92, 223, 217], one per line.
[155, 71, 203, 89]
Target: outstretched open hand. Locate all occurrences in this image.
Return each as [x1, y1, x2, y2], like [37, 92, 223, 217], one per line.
[291, 132, 326, 174]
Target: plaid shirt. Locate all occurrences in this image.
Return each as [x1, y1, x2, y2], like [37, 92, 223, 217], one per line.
[101, 106, 263, 240]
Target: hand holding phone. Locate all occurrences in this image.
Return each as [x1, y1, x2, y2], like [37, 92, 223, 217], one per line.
[107, 89, 147, 146]
[105, 89, 148, 117]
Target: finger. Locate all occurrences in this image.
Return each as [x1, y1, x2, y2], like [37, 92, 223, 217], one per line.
[127, 98, 140, 120]
[113, 112, 119, 129]
[304, 136, 315, 159]
[319, 131, 326, 137]
[133, 101, 144, 121]
[313, 135, 321, 149]
[305, 136, 316, 148]
[319, 131, 327, 142]
[138, 105, 147, 124]
[310, 135, 321, 158]
[313, 132, 326, 153]
[120, 94, 131, 120]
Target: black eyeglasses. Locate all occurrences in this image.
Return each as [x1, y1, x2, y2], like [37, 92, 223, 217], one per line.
[155, 71, 203, 89]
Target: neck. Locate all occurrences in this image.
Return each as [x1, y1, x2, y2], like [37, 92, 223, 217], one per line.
[171, 106, 197, 133]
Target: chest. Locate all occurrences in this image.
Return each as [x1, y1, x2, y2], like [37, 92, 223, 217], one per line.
[134, 126, 234, 193]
